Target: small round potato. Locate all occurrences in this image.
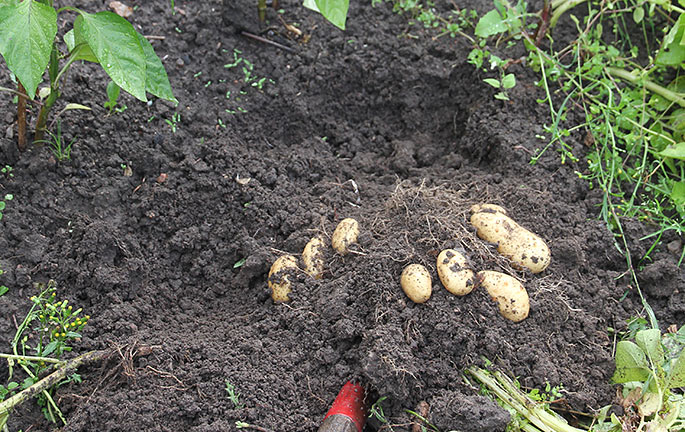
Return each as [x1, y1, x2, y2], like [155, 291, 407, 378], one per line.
[436, 249, 476, 296]
[302, 235, 326, 279]
[331, 218, 359, 255]
[268, 255, 298, 302]
[401, 264, 432, 304]
[470, 210, 551, 273]
[470, 203, 507, 215]
[478, 270, 529, 322]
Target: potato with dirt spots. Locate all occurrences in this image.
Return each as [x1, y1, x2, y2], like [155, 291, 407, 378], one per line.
[470, 205, 551, 273]
[401, 264, 432, 303]
[470, 203, 507, 215]
[436, 249, 476, 296]
[302, 235, 326, 279]
[478, 270, 529, 322]
[332, 218, 359, 255]
[268, 255, 298, 302]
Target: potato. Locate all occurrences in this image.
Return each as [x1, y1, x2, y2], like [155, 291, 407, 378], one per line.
[436, 249, 476, 296]
[470, 203, 507, 215]
[332, 218, 359, 255]
[470, 208, 550, 273]
[268, 255, 298, 302]
[302, 235, 326, 279]
[478, 270, 529, 322]
[401, 264, 432, 304]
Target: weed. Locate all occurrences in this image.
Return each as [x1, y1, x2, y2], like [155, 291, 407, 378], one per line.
[34, 121, 76, 162]
[233, 258, 247, 268]
[1, 165, 13, 178]
[0, 281, 89, 426]
[0, 269, 7, 297]
[225, 380, 244, 409]
[165, 112, 181, 133]
[103, 81, 121, 114]
[369, 396, 390, 425]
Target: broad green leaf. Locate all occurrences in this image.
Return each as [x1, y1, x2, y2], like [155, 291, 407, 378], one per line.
[671, 182, 685, 208]
[64, 29, 98, 63]
[501, 73, 516, 89]
[42, 340, 58, 356]
[658, 142, 685, 160]
[656, 13, 685, 66]
[303, 0, 348, 30]
[612, 340, 651, 383]
[135, 32, 177, 103]
[632, 6, 644, 24]
[75, 11, 147, 101]
[105, 80, 120, 107]
[635, 329, 664, 366]
[0, 0, 57, 98]
[475, 9, 507, 38]
[483, 78, 500, 88]
[669, 346, 685, 388]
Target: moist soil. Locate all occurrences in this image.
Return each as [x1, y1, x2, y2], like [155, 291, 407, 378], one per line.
[1, 0, 684, 431]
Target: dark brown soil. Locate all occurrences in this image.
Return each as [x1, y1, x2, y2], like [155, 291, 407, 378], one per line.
[0, 0, 683, 431]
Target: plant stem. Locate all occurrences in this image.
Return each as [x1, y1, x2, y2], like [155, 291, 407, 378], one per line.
[16, 82, 26, 152]
[0, 353, 65, 364]
[34, 45, 60, 143]
[0, 350, 107, 429]
[607, 67, 685, 108]
[550, 0, 588, 28]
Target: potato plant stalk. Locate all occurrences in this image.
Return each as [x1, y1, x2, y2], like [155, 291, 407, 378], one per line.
[0, 350, 107, 429]
[467, 367, 587, 432]
[606, 67, 685, 108]
[17, 82, 26, 151]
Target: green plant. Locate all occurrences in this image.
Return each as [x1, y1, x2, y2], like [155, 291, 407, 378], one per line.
[0, 0, 177, 150]
[0, 281, 90, 427]
[165, 112, 181, 133]
[0, 193, 13, 221]
[302, 0, 349, 30]
[369, 396, 391, 425]
[34, 121, 75, 161]
[608, 325, 685, 431]
[103, 80, 121, 114]
[225, 380, 244, 409]
[0, 269, 7, 297]
[1, 165, 13, 178]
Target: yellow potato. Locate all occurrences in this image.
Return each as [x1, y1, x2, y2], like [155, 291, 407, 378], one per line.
[436, 249, 476, 296]
[302, 235, 326, 279]
[470, 203, 507, 215]
[400, 264, 432, 304]
[470, 209, 550, 273]
[268, 255, 298, 302]
[331, 218, 359, 255]
[478, 270, 529, 322]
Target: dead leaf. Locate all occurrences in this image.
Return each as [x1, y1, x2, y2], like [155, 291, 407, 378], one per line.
[109, 1, 133, 18]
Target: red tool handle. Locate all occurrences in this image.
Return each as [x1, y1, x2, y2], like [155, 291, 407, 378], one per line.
[319, 381, 367, 432]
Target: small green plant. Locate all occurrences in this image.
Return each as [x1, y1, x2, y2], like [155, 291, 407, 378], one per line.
[0, 0, 177, 150]
[103, 80, 121, 114]
[0, 193, 13, 221]
[0, 269, 7, 297]
[34, 121, 75, 161]
[225, 380, 244, 409]
[369, 396, 390, 425]
[0, 281, 90, 427]
[165, 112, 181, 133]
[481, 55, 517, 101]
[1, 165, 13, 178]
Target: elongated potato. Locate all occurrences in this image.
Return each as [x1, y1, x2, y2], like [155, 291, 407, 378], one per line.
[302, 236, 326, 279]
[401, 264, 432, 304]
[470, 208, 550, 273]
[478, 270, 529, 322]
[436, 249, 476, 296]
[268, 255, 298, 302]
[332, 218, 359, 255]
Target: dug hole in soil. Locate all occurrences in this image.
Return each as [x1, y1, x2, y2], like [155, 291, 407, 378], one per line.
[1, 0, 684, 431]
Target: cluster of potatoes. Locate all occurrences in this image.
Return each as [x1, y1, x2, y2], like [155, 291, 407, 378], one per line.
[267, 204, 550, 323]
[400, 204, 551, 323]
[267, 218, 360, 302]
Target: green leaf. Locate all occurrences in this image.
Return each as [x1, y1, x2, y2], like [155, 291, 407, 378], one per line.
[632, 6, 644, 24]
[501, 73, 516, 89]
[135, 32, 177, 103]
[612, 340, 651, 383]
[105, 80, 120, 108]
[0, 0, 57, 98]
[668, 349, 685, 388]
[63, 103, 91, 111]
[64, 29, 98, 63]
[657, 142, 685, 160]
[0, 285, 7, 296]
[635, 329, 664, 366]
[42, 340, 58, 356]
[483, 78, 500, 88]
[65, 331, 81, 338]
[656, 13, 685, 66]
[671, 182, 685, 208]
[475, 9, 507, 38]
[75, 11, 147, 101]
[304, 0, 349, 30]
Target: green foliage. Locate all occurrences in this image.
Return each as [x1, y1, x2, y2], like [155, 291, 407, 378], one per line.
[0, 0, 176, 142]
[303, 0, 349, 30]
[609, 325, 685, 431]
[34, 121, 76, 161]
[0, 192, 12, 221]
[224, 380, 244, 409]
[103, 80, 121, 114]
